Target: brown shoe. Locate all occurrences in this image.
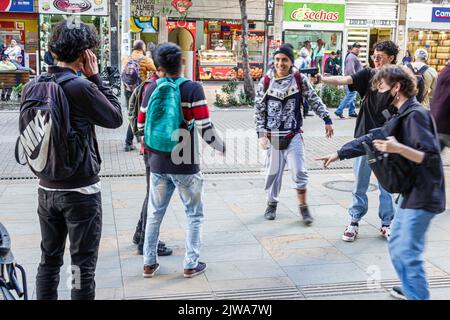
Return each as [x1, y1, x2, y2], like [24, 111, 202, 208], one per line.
[143, 263, 159, 278]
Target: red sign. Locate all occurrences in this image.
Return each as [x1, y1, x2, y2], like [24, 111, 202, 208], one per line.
[166, 19, 196, 32]
[171, 0, 192, 15]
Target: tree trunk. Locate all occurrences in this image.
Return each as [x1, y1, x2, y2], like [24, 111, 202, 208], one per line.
[239, 0, 255, 101]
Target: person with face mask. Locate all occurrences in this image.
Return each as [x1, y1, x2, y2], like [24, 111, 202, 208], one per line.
[255, 45, 334, 224]
[315, 40, 399, 242]
[317, 65, 446, 300]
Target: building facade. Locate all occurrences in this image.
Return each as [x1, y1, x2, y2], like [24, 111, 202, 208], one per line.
[0, 0, 39, 71]
[405, 0, 450, 73]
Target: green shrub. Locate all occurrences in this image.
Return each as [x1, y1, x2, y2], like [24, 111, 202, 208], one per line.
[316, 84, 362, 109]
[214, 80, 253, 108]
[318, 85, 346, 109]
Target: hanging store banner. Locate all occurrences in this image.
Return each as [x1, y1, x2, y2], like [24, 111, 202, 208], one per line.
[0, 0, 34, 12]
[284, 2, 345, 24]
[38, 0, 108, 15]
[266, 0, 275, 24]
[432, 7, 450, 23]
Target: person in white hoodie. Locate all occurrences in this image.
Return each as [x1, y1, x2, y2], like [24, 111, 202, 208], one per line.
[4, 39, 22, 61]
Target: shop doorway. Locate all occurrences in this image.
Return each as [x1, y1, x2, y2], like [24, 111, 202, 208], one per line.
[168, 27, 195, 80]
[368, 28, 392, 68]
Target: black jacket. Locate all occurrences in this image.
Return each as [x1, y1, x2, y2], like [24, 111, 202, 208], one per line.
[39, 66, 122, 189]
[337, 98, 445, 214]
[431, 65, 450, 136]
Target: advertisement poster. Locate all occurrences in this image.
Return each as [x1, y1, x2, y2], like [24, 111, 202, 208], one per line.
[0, 0, 34, 12]
[38, 0, 108, 16]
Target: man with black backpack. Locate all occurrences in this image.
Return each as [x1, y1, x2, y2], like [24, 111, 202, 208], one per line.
[16, 21, 122, 300]
[255, 45, 334, 224]
[121, 40, 156, 152]
[407, 48, 437, 110]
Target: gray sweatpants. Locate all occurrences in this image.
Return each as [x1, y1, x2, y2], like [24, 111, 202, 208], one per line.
[264, 133, 308, 203]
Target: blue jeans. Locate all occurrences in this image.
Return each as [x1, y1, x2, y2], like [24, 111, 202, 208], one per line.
[335, 86, 357, 115]
[348, 156, 395, 226]
[144, 172, 204, 269]
[389, 198, 435, 300]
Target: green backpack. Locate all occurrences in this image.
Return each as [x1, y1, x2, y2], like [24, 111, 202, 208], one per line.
[144, 77, 191, 153]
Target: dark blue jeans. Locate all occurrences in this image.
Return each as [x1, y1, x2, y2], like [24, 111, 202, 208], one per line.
[137, 154, 151, 246]
[36, 189, 102, 300]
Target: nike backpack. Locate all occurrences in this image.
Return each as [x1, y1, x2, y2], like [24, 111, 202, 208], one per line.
[144, 77, 191, 153]
[121, 56, 144, 92]
[15, 73, 88, 181]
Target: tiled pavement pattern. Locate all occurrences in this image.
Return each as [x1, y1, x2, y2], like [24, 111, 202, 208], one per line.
[1, 171, 450, 300]
[1, 109, 449, 179]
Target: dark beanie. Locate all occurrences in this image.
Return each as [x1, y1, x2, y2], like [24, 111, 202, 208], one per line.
[274, 45, 295, 64]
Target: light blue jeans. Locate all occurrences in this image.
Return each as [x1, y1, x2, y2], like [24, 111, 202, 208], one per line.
[335, 86, 357, 116]
[143, 172, 204, 269]
[348, 156, 395, 226]
[389, 198, 435, 300]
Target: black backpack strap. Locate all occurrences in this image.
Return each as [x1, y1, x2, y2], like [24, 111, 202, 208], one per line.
[406, 62, 415, 73]
[418, 65, 429, 75]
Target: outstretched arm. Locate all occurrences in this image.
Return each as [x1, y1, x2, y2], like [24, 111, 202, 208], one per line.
[317, 74, 353, 86]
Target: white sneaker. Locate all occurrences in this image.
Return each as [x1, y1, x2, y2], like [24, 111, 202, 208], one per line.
[380, 226, 391, 240]
[342, 224, 359, 242]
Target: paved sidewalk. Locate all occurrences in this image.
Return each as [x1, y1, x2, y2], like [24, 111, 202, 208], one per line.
[1, 170, 450, 300]
[1, 110, 449, 179]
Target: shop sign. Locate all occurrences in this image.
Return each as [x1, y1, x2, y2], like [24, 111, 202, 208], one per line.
[166, 19, 196, 32]
[38, 0, 108, 16]
[284, 2, 345, 24]
[0, 0, 34, 13]
[432, 7, 450, 23]
[348, 19, 396, 27]
[266, 0, 275, 24]
[131, 0, 157, 17]
[171, 0, 192, 15]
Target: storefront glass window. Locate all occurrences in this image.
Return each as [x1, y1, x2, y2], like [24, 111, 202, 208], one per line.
[284, 30, 343, 54]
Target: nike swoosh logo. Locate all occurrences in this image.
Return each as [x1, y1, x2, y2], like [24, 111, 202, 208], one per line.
[27, 116, 52, 173]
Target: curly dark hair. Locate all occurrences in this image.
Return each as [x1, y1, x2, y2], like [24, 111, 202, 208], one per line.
[373, 40, 399, 64]
[154, 43, 183, 75]
[49, 20, 98, 63]
[371, 66, 418, 98]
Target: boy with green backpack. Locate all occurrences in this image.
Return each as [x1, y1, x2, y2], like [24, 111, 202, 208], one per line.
[141, 43, 225, 278]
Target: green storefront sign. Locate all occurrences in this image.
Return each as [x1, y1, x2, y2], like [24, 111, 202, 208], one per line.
[284, 2, 345, 24]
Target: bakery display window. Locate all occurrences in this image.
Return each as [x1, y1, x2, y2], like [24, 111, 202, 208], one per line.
[198, 50, 238, 81]
[408, 30, 450, 73]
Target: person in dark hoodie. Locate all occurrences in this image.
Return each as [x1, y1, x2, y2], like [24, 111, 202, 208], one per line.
[35, 21, 122, 300]
[431, 63, 450, 150]
[318, 65, 446, 300]
[255, 45, 334, 224]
